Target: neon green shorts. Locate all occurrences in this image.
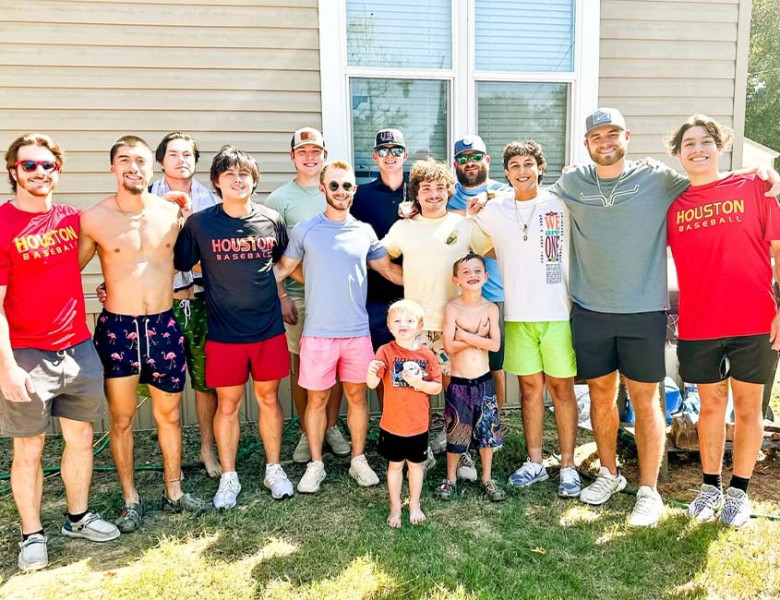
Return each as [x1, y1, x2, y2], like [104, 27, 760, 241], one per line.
[503, 320, 577, 378]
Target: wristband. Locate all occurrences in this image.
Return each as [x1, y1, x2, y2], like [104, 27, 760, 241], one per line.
[278, 293, 288, 300]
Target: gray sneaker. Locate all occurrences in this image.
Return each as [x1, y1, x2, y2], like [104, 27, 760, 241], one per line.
[62, 512, 120, 542]
[293, 433, 312, 464]
[430, 429, 447, 454]
[687, 484, 723, 522]
[508, 458, 549, 488]
[558, 466, 582, 498]
[324, 425, 351, 457]
[628, 486, 664, 528]
[721, 487, 751, 528]
[18, 533, 48, 571]
[423, 446, 437, 473]
[579, 467, 627, 506]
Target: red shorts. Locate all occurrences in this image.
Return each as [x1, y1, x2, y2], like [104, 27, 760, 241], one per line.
[205, 334, 290, 387]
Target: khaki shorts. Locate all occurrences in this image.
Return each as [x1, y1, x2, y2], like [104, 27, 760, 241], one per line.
[0, 340, 104, 438]
[284, 295, 306, 355]
[417, 330, 450, 376]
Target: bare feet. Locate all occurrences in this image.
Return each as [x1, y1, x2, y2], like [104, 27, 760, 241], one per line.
[387, 509, 402, 529]
[200, 450, 222, 478]
[409, 505, 426, 525]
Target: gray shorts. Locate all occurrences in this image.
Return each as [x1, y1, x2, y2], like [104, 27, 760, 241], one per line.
[0, 339, 104, 438]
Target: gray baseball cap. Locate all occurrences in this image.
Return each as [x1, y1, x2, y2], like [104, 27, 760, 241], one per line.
[454, 135, 487, 156]
[584, 108, 627, 136]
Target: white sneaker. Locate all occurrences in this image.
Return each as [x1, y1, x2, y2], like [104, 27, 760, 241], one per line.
[293, 433, 311, 464]
[456, 452, 478, 482]
[349, 454, 379, 487]
[721, 487, 751, 528]
[264, 463, 294, 500]
[213, 471, 241, 509]
[628, 486, 664, 527]
[325, 425, 351, 457]
[687, 483, 723, 522]
[508, 458, 549, 488]
[430, 429, 447, 454]
[297, 460, 326, 494]
[558, 465, 582, 498]
[579, 467, 627, 505]
[18, 533, 48, 571]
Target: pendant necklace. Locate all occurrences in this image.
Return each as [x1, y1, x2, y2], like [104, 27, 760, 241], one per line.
[513, 200, 537, 242]
[595, 170, 629, 207]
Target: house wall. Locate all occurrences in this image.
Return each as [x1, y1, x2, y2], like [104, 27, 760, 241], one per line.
[0, 0, 322, 430]
[598, 0, 751, 171]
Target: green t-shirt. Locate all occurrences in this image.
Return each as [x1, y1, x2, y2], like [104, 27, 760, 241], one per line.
[263, 179, 325, 298]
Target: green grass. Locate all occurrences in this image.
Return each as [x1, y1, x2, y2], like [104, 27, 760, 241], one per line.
[0, 411, 779, 600]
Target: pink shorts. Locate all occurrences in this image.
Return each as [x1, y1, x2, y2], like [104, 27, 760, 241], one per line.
[205, 334, 290, 387]
[298, 335, 374, 391]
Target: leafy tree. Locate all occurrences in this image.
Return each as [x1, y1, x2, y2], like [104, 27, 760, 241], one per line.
[746, 0, 780, 160]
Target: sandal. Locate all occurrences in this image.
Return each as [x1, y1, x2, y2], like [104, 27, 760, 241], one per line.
[115, 502, 144, 533]
[434, 479, 457, 501]
[483, 479, 507, 502]
[162, 492, 211, 514]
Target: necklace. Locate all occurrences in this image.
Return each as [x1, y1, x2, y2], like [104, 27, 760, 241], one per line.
[513, 200, 537, 242]
[595, 170, 629, 207]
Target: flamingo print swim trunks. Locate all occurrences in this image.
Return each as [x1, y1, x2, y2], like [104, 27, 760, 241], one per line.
[93, 309, 187, 393]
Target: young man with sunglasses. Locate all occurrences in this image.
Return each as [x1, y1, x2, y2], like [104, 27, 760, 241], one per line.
[263, 128, 350, 465]
[80, 136, 209, 532]
[1, 133, 120, 571]
[351, 129, 408, 400]
[275, 161, 403, 493]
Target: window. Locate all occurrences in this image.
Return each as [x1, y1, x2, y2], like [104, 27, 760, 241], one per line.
[320, 1, 599, 176]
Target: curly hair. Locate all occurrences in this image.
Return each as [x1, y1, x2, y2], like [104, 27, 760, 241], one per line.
[502, 140, 547, 184]
[407, 158, 455, 205]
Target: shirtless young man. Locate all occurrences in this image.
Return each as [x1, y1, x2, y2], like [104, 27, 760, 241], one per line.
[436, 253, 505, 503]
[80, 135, 208, 533]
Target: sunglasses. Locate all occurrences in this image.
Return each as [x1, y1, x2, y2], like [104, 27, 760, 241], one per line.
[15, 160, 61, 173]
[455, 152, 485, 165]
[327, 180, 355, 193]
[376, 146, 405, 158]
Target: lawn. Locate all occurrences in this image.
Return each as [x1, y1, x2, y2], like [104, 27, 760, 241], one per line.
[0, 403, 779, 599]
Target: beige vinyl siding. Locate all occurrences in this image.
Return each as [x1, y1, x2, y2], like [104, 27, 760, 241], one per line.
[0, 0, 321, 430]
[598, 0, 749, 170]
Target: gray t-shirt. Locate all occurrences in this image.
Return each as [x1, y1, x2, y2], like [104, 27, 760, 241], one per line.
[548, 161, 689, 313]
[285, 213, 387, 338]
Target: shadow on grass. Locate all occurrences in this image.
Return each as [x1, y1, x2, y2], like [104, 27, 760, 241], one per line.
[0, 414, 777, 599]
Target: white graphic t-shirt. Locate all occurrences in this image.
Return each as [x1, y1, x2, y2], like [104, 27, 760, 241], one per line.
[473, 189, 570, 322]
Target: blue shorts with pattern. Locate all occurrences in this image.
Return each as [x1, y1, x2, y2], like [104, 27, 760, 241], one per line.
[444, 372, 502, 453]
[93, 309, 186, 393]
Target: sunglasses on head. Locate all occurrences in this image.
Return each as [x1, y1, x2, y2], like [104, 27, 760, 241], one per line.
[455, 152, 485, 165]
[15, 160, 61, 173]
[327, 180, 355, 192]
[376, 146, 405, 158]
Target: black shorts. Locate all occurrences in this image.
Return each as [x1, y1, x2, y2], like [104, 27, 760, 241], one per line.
[570, 303, 667, 383]
[377, 428, 428, 464]
[488, 301, 506, 372]
[677, 335, 779, 384]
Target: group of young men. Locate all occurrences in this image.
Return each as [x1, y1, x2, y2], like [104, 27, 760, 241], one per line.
[2, 106, 779, 570]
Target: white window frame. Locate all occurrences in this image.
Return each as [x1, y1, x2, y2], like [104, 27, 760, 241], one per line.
[319, 0, 599, 166]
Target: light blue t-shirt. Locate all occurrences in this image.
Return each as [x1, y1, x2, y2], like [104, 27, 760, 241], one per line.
[548, 161, 689, 313]
[285, 213, 388, 338]
[448, 179, 509, 302]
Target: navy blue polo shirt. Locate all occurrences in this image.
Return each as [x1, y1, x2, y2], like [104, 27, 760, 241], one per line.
[351, 177, 405, 304]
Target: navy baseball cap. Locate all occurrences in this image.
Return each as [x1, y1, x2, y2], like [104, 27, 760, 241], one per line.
[374, 128, 406, 149]
[454, 135, 487, 156]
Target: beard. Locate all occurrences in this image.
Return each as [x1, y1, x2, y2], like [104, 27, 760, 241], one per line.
[325, 192, 353, 211]
[589, 145, 626, 167]
[456, 163, 488, 187]
[18, 176, 56, 197]
[122, 179, 146, 195]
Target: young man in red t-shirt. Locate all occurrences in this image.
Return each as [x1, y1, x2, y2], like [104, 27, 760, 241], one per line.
[667, 115, 780, 527]
[0, 134, 119, 571]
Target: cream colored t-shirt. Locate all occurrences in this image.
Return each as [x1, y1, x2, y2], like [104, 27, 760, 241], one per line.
[382, 212, 493, 331]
